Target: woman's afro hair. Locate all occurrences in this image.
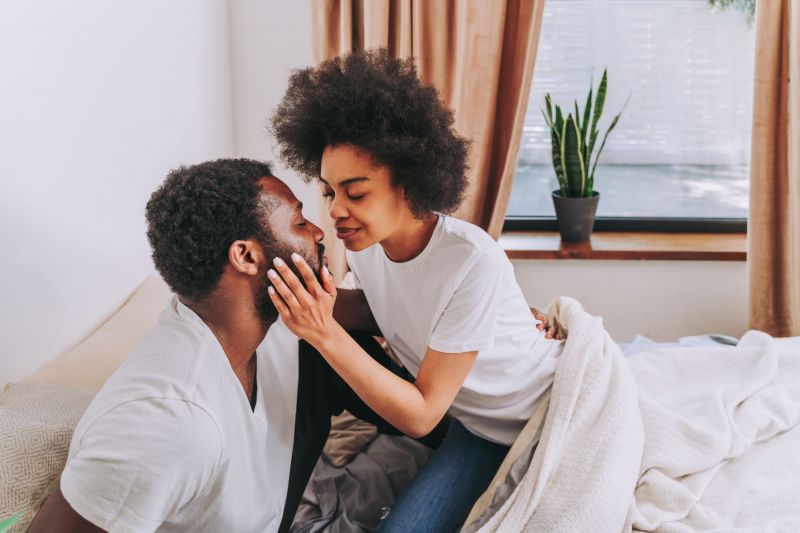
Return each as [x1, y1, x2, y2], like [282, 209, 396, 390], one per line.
[145, 158, 273, 300]
[271, 49, 469, 218]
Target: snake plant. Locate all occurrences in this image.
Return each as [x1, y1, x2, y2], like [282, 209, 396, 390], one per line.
[542, 70, 626, 198]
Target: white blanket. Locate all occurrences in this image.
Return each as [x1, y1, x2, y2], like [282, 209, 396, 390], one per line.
[469, 297, 800, 532]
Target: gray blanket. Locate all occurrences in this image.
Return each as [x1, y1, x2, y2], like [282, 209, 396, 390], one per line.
[291, 435, 433, 532]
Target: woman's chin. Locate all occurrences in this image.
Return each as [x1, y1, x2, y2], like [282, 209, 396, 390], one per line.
[341, 236, 373, 252]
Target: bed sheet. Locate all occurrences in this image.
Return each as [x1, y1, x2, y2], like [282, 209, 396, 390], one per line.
[291, 334, 738, 532]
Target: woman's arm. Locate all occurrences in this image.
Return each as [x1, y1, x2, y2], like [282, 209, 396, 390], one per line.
[333, 288, 382, 336]
[267, 255, 474, 438]
[320, 326, 475, 437]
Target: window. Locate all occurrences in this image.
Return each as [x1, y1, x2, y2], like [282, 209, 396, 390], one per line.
[506, 0, 755, 232]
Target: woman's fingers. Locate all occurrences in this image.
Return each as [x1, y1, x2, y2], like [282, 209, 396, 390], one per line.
[290, 253, 324, 296]
[320, 265, 337, 299]
[267, 285, 292, 318]
[268, 261, 304, 312]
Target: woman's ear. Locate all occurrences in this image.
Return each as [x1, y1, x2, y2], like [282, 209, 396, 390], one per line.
[228, 240, 263, 276]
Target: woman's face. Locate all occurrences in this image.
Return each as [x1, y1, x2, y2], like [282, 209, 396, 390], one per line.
[320, 143, 409, 252]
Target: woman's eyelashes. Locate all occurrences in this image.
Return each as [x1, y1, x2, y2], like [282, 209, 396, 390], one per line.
[321, 189, 366, 201]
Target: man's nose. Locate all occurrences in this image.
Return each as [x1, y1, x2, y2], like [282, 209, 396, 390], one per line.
[309, 221, 324, 244]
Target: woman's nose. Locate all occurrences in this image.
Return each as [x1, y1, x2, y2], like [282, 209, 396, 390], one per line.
[328, 195, 347, 220]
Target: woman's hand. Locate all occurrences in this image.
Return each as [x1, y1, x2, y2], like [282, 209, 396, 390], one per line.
[267, 253, 339, 346]
[532, 307, 562, 340]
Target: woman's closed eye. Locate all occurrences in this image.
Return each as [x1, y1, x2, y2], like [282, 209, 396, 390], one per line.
[321, 190, 367, 201]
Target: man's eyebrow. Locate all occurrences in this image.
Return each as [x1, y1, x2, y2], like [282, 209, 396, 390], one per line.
[295, 201, 303, 211]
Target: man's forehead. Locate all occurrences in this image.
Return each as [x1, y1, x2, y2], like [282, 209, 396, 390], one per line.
[257, 176, 300, 208]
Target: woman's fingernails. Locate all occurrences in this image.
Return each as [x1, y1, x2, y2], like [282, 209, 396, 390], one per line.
[291, 253, 302, 263]
[323, 266, 330, 277]
[268, 286, 275, 295]
[273, 257, 284, 267]
[268, 269, 277, 279]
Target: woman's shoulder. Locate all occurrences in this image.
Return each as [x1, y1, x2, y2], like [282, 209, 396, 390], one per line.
[438, 215, 503, 258]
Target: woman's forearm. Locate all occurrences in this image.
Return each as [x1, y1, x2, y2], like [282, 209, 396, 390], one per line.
[317, 324, 438, 438]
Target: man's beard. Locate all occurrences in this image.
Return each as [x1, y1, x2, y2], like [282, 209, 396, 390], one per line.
[256, 240, 326, 324]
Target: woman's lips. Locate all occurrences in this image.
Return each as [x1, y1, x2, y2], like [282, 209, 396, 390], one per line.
[335, 227, 360, 240]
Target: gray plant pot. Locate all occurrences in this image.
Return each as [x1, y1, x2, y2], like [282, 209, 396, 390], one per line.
[552, 190, 600, 242]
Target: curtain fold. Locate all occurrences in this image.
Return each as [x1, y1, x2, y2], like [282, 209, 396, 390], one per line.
[311, 0, 545, 280]
[748, 0, 800, 337]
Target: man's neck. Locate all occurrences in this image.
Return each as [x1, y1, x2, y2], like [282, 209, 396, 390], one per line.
[182, 291, 274, 393]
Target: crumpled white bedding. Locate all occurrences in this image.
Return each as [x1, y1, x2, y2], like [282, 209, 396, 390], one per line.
[468, 296, 800, 532]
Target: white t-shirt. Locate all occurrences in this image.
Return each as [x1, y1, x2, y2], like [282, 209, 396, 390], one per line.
[347, 215, 562, 445]
[61, 297, 299, 532]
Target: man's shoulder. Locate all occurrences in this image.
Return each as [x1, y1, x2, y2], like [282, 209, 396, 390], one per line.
[79, 304, 226, 434]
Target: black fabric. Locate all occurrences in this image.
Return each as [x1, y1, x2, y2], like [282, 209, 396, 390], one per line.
[249, 366, 258, 411]
[277, 332, 448, 533]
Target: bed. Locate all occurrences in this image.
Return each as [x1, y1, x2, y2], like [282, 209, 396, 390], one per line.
[1, 277, 798, 532]
[288, 333, 749, 532]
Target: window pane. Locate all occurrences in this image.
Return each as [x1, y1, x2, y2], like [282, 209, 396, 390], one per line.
[508, 0, 755, 219]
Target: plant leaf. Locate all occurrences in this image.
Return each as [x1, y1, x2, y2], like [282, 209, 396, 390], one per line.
[555, 106, 564, 134]
[562, 114, 586, 197]
[590, 110, 622, 185]
[551, 127, 567, 193]
[581, 85, 592, 161]
[543, 97, 567, 192]
[0, 513, 21, 533]
[589, 93, 630, 183]
[588, 69, 608, 157]
[541, 108, 554, 130]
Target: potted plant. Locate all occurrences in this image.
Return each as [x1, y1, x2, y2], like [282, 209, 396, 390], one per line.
[542, 70, 625, 242]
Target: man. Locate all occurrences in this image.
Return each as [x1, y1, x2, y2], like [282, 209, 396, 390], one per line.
[29, 158, 441, 532]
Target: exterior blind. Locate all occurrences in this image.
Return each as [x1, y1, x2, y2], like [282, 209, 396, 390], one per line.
[519, 0, 755, 167]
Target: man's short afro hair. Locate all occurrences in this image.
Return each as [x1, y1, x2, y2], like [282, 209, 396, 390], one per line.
[145, 158, 273, 300]
[271, 48, 469, 218]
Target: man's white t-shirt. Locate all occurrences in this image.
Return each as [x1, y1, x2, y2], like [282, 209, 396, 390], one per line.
[347, 214, 563, 446]
[60, 297, 299, 532]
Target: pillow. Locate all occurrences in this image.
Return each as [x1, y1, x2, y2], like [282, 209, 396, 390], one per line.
[0, 383, 94, 532]
[21, 276, 172, 391]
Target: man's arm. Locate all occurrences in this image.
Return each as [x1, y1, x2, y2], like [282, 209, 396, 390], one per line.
[28, 484, 105, 533]
[332, 288, 381, 336]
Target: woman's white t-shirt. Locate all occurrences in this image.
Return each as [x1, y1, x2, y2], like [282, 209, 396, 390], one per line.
[346, 215, 563, 445]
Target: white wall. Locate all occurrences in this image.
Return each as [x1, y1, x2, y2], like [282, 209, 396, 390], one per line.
[0, 0, 750, 388]
[227, 0, 320, 219]
[512, 259, 748, 342]
[0, 1, 235, 388]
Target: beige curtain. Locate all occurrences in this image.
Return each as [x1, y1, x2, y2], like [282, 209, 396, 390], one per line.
[748, 0, 800, 337]
[311, 0, 545, 280]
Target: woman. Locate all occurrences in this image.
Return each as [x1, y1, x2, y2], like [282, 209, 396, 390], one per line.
[269, 50, 563, 532]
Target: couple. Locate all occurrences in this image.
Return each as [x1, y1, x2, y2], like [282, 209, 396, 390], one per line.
[31, 50, 563, 533]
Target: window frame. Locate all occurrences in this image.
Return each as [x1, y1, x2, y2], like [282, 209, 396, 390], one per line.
[505, 0, 754, 234]
[502, 216, 747, 234]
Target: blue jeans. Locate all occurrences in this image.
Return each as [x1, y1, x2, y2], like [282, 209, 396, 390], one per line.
[379, 419, 510, 533]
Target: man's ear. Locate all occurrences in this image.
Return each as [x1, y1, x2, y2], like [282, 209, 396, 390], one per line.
[228, 239, 264, 276]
